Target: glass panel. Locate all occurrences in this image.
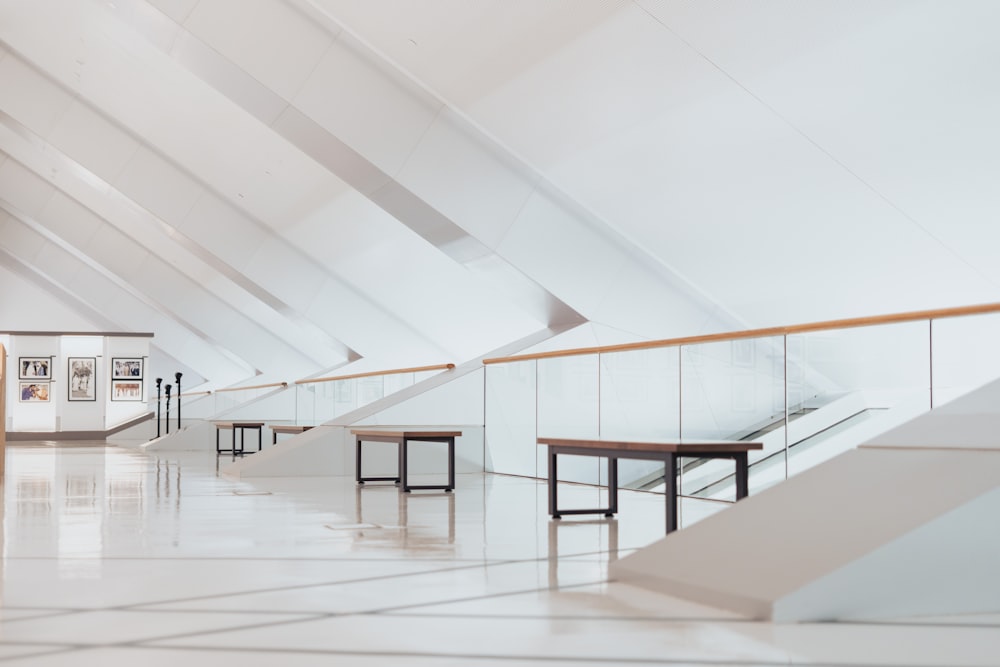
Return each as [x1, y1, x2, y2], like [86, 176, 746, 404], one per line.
[485, 360, 537, 477]
[295, 383, 318, 425]
[601, 347, 680, 490]
[538, 355, 600, 484]
[680, 336, 785, 498]
[786, 321, 930, 478]
[932, 312, 1000, 407]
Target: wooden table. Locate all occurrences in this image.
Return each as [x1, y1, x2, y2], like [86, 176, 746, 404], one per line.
[537, 437, 763, 533]
[214, 421, 264, 455]
[351, 430, 461, 492]
[271, 424, 314, 445]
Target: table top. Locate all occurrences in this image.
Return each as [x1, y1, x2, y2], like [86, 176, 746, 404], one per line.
[213, 421, 265, 428]
[537, 437, 762, 454]
[271, 425, 314, 433]
[351, 429, 462, 438]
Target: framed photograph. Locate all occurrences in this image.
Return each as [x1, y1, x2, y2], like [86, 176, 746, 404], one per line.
[19, 357, 51, 380]
[68, 357, 97, 402]
[112, 357, 143, 380]
[111, 380, 143, 402]
[19, 381, 50, 402]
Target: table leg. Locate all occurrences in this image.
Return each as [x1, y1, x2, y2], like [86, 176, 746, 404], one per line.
[446, 437, 455, 492]
[549, 448, 559, 518]
[735, 452, 749, 500]
[257, 427, 261, 452]
[606, 457, 618, 516]
[215, 429, 220, 453]
[401, 438, 409, 492]
[665, 453, 678, 533]
[355, 437, 363, 484]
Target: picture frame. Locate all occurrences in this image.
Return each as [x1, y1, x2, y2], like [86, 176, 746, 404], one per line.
[19, 381, 50, 402]
[111, 357, 143, 380]
[19, 357, 51, 380]
[111, 379, 143, 402]
[68, 357, 97, 402]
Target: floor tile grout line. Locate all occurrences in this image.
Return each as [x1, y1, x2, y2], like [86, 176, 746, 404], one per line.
[357, 580, 611, 615]
[84, 642, 955, 667]
[109, 559, 530, 611]
[4, 604, 996, 631]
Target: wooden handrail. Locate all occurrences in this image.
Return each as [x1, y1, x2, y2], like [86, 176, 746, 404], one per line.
[178, 390, 212, 397]
[214, 382, 288, 393]
[295, 363, 456, 385]
[483, 302, 1000, 365]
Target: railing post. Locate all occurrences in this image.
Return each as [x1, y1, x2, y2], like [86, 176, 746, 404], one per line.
[164, 384, 171, 435]
[929, 319, 934, 410]
[175, 372, 183, 431]
[154, 378, 162, 439]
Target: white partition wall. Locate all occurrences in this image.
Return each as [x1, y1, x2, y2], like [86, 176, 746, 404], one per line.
[3, 332, 152, 435]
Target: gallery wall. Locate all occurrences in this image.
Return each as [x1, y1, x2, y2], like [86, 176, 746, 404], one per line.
[2, 332, 152, 433]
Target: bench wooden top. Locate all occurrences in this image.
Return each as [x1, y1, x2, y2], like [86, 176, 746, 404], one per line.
[271, 425, 314, 434]
[351, 429, 462, 439]
[537, 437, 762, 454]
[213, 421, 265, 429]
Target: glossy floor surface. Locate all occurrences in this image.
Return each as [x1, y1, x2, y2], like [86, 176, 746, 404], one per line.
[0, 443, 997, 666]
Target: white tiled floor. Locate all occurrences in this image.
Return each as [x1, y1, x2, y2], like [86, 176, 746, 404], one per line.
[0, 443, 998, 666]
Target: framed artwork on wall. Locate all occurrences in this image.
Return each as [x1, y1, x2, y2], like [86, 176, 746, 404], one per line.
[111, 380, 143, 402]
[112, 358, 143, 380]
[19, 382, 50, 402]
[68, 357, 97, 402]
[19, 357, 51, 380]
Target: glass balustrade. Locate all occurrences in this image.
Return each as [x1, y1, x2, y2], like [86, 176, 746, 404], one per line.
[484, 306, 1000, 507]
[294, 367, 448, 426]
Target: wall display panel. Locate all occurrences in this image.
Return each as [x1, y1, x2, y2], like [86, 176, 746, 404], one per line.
[67, 357, 96, 401]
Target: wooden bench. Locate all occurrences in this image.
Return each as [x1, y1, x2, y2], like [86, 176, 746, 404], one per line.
[214, 421, 264, 455]
[351, 429, 461, 493]
[271, 424, 314, 445]
[537, 437, 763, 533]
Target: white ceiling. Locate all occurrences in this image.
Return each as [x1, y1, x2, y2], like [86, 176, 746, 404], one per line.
[1, 0, 998, 388]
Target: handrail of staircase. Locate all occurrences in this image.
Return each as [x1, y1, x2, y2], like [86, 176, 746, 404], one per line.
[482, 302, 1000, 364]
[294, 363, 456, 385]
[214, 382, 288, 393]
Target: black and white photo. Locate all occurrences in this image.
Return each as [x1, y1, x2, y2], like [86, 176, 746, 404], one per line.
[112, 357, 143, 380]
[68, 357, 97, 402]
[19, 357, 51, 380]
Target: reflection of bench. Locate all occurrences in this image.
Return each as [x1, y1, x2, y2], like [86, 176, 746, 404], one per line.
[271, 425, 314, 445]
[214, 422, 264, 454]
[351, 429, 461, 493]
[536, 437, 763, 534]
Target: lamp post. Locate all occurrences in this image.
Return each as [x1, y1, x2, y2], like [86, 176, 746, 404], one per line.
[164, 384, 172, 435]
[154, 378, 163, 439]
[174, 372, 183, 431]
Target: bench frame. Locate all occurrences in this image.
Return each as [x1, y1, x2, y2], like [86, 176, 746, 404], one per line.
[215, 422, 264, 455]
[538, 438, 762, 533]
[352, 430, 460, 493]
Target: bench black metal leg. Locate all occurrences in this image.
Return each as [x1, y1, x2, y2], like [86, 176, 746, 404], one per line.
[549, 449, 559, 518]
[606, 457, 618, 517]
[735, 452, 749, 500]
[665, 453, 678, 533]
[401, 438, 409, 492]
[216, 429, 220, 453]
[355, 437, 363, 484]
[446, 437, 455, 492]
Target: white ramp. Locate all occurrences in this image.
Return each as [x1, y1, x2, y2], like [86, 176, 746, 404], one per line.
[610, 377, 1000, 622]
